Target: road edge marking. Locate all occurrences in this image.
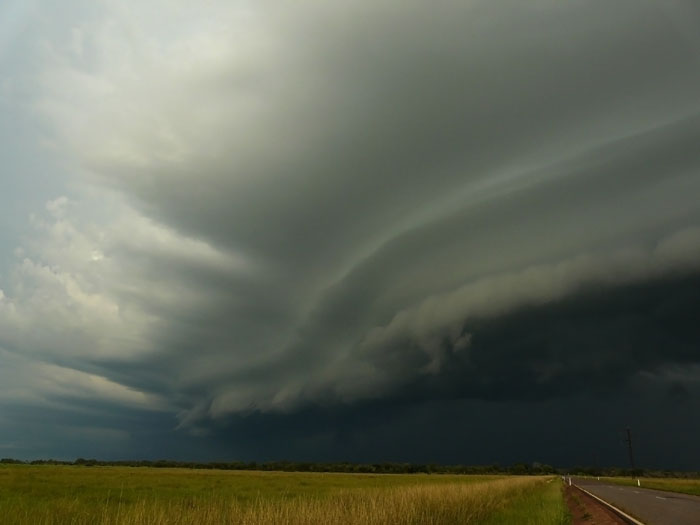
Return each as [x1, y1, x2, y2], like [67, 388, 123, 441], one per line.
[573, 484, 646, 525]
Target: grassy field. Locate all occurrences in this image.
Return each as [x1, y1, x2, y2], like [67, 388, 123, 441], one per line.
[601, 476, 700, 497]
[0, 465, 569, 524]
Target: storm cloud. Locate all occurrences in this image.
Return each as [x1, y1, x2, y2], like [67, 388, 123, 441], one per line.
[1, 0, 699, 467]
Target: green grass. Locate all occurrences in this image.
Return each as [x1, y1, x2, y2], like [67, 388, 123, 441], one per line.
[0, 464, 500, 505]
[601, 476, 700, 497]
[0, 465, 569, 524]
[482, 477, 570, 525]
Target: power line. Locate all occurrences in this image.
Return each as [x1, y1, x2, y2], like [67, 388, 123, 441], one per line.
[624, 427, 635, 469]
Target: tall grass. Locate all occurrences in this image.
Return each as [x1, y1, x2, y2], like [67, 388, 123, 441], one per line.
[0, 466, 567, 524]
[482, 477, 569, 525]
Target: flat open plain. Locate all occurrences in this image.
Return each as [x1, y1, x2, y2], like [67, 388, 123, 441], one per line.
[0, 465, 568, 524]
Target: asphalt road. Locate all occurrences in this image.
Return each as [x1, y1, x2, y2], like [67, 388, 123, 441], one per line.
[573, 478, 700, 525]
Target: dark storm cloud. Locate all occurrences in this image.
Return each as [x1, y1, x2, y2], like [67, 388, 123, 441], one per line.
[399, 271, 700, 402]
[95, 1, 700, 270]
[62, 0, 700, 418]
[2, 0, 700, 465]
[186, 115, 700, 415]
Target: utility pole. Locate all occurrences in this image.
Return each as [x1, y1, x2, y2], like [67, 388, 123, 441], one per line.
[625, 427, 635, 470]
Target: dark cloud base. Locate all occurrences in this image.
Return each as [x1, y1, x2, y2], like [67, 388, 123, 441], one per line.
[5, 254, 698, 471]
[421, 268, 700, 401]
[196, 270, 700, 469]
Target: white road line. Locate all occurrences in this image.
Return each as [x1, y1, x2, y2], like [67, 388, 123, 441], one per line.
[574, 484, 646, 525]
[656, 496, 667, 500]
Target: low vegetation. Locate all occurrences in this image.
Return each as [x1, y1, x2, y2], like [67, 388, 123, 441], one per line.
[568, 466, 700, 479]
[600, 476, 700, 497]
[0, 457, 556, 475]
[0, 465, 569, 524]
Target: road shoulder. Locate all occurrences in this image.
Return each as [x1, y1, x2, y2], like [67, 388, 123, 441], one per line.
[565, 484, 629, 525]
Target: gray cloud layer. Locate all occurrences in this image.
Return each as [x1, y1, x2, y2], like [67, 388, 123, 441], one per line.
[1, 0, 700, 464]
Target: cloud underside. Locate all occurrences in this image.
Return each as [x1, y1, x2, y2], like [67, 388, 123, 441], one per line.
[1, 0, 700, 441]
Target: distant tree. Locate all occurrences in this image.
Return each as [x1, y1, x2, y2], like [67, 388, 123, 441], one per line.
[0, 458, 24, 464]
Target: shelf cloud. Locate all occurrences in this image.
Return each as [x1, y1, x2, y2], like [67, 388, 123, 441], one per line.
[1, 0, 699, 467]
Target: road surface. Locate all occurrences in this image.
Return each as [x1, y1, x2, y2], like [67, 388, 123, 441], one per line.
[573, 478, 700, 525]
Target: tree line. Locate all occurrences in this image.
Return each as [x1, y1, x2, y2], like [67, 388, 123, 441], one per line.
[2, 458, 697, 478]
[1, 457, 554, 475]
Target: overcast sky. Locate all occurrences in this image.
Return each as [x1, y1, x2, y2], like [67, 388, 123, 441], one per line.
[1, 0, 700, 469]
